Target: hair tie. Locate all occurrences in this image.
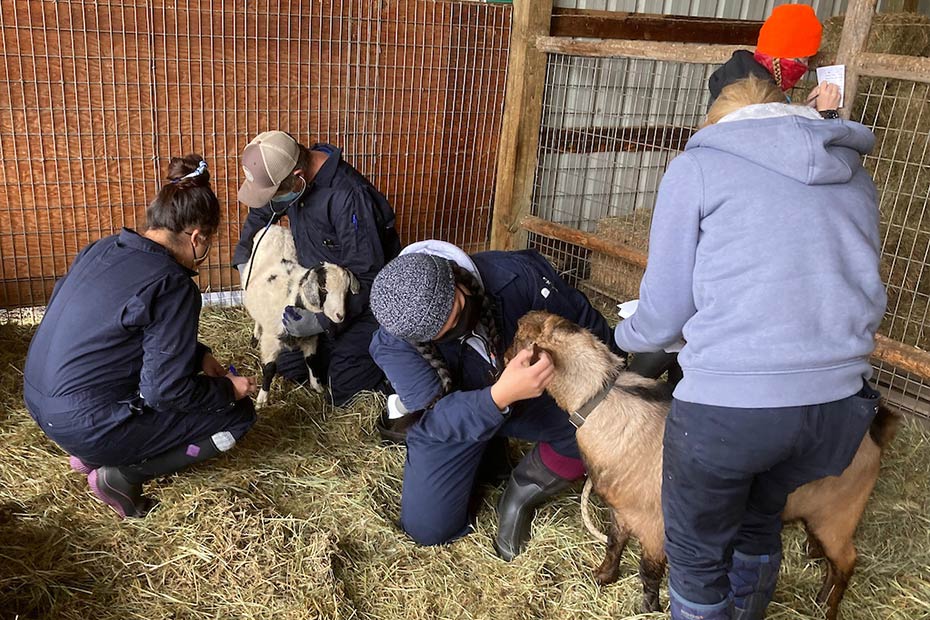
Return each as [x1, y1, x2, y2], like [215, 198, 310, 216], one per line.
[172, 160, 208, 183]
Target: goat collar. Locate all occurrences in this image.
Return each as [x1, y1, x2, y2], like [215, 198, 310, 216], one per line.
[569, 366, 623, 428]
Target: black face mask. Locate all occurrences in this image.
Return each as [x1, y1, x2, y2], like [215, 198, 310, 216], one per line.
[436, 293, 482, 343]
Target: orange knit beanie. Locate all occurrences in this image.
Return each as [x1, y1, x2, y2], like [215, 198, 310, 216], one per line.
[756, 4, 822, 59]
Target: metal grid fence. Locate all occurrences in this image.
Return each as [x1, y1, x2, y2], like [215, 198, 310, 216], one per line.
[857, 76, 930, 415]
[0, 0, 511, 310]
[527, 51, 930, 419]
[530, 53, 712, 304]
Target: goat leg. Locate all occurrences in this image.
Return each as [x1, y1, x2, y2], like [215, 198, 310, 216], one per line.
[638, 554, 666, 613]
[817, 550, 856, 620]
[256, 360, 277, 408]
[594, 515, 630, 585]
[805, 522, 826, 560]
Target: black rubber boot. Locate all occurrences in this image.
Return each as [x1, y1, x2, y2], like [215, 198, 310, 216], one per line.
[87, 433, 231, 519]
[494, 445, 573, 561]
[476, 436, 513, 486]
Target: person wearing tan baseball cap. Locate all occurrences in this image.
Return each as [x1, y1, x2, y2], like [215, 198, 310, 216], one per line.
[237, 130, 305, 208]
[232, 131, 401, 407]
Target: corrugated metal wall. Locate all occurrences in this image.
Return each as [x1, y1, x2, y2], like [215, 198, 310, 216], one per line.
[0, 0, 511, 309]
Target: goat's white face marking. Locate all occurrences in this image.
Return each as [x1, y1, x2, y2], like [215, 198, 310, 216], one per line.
[321, 264, 356, 323]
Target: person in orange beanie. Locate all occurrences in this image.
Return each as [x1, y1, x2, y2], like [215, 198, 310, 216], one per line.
[709, 4, 841, 117]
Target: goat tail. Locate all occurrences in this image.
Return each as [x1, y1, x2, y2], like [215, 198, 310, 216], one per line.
[869, 403, 900, 449]
[581, 477, 609, 544]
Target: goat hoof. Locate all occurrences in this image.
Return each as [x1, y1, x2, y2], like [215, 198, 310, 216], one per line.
[594, 567, 619, 586]
[256, 390, 269, 408]
[640, 598, 661, 614]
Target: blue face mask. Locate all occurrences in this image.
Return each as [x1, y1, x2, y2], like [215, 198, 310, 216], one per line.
[271, 176, 307, 206]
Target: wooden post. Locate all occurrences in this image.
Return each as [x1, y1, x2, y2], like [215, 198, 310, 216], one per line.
[490, 0, 552, 251]
[835, 0, 877, 120]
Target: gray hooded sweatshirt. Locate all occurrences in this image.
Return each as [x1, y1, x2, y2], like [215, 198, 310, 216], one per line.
[614, 106, 887, 408]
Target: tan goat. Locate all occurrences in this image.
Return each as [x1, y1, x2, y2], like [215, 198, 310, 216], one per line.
[507, 311, 898, 619]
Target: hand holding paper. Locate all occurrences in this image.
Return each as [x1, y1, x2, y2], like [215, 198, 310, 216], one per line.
[814, 64, 845, 108]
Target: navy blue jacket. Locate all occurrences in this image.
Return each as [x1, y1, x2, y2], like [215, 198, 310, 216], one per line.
[24, 229, 236, 422]
[369, 250, 618, 443]
[232, 145, 399, 326]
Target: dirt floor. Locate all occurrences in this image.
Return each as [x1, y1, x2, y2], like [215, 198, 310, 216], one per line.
[0, 307, 928, 620]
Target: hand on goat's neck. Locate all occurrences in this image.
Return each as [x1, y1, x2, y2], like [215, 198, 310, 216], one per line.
[545, 343, 622, 414]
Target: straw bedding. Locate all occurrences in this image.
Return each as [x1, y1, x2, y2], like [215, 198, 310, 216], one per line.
[0, 308, 928, 620]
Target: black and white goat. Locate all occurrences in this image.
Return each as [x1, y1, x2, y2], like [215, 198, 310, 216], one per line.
[242, 225, 359, 406]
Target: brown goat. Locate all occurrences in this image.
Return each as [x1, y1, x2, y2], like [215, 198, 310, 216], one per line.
[508, 311, 898, 619]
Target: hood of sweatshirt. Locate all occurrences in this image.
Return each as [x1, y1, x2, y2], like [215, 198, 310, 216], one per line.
[687, 103, 875, 186]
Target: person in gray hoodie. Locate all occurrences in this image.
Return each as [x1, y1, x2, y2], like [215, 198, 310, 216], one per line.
[614, 77, 886, 620]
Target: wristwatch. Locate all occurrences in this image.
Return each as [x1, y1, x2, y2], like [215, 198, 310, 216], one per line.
[820, 109, 840, 119]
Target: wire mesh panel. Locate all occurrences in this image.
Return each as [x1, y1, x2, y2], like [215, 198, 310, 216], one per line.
[527, 48, 930, 420]
[857, 76, 930, 417]
[530, 52, 711, 302]
[0, 0, 511, 309]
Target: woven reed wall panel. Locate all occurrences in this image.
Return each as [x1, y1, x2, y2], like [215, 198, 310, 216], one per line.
[0, 0, 511, 308]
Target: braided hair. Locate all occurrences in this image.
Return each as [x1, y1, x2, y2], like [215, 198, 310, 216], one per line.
[146, 154, 220, 235]
[771, 57, 784, 90]
[412, 263, 502, 401]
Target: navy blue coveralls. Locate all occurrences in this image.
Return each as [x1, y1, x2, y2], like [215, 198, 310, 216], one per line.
[233, 144, 400, 406]
[370, 250, 619, 545]
[24, 229, 256, 467]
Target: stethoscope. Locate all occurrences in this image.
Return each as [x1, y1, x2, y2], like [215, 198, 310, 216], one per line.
[242, 177, 307, 292]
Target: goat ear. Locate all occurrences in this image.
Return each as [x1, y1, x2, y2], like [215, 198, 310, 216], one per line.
[303, 270, 322, 308]
[349, 271, 360, 295]
[529, 343, 541, 365]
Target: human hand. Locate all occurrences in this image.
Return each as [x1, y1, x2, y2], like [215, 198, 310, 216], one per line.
[202, 352, 226, 377]
[282, 306, 325, 337]
[806, 82, 841, 111]
[227, 372, 258, 400]
[490, 346, 555, 410]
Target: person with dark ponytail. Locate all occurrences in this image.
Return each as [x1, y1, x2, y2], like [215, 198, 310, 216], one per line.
[368, 240, 622, 559]
[24, 154, 258, 519]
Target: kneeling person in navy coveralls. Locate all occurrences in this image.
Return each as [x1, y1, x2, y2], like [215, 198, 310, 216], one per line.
[368, 240, 622, 558]
[233, 131, 400, 406]
[24, 155, 258, 518]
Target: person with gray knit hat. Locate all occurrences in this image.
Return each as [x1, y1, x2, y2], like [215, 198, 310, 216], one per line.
[368, 240, 624, 560]
[370, 252, 457, 342]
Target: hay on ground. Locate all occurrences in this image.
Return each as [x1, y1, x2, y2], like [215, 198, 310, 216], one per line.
[0, 307, 928, 619]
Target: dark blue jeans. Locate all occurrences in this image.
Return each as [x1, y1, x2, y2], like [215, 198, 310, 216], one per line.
[662, 382, 879, 605]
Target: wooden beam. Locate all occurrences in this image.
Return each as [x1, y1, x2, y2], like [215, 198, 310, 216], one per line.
[522, 216, 930, 382]
[550, 9, 762, 45]
[540, 125, 695, 154]
[874, 334, 930, 380]
[490, 0, 553, 251]
[856, 52, 930, 84]
[520, 215, 648, 269]
[835, 0, 878, 120]
[536, 35, 743, 64]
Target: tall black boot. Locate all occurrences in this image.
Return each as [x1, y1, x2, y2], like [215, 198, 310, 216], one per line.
[87, 431, 235, 518]
[494, 445, 573, 561]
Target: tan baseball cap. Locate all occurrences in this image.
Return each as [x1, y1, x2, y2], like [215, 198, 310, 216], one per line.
[238, 131, 300, 207]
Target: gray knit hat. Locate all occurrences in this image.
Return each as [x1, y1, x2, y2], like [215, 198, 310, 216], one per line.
[371, 253, 456, 341]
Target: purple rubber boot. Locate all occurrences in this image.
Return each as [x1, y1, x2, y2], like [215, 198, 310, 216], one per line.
[87, 467, 152, 518]
[69, 455, 94, 475]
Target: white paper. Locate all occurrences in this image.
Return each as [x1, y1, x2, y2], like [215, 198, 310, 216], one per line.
[616, 299, 685, 353]
[617, 299, 639, 319]
[815, 64, 845, 108]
